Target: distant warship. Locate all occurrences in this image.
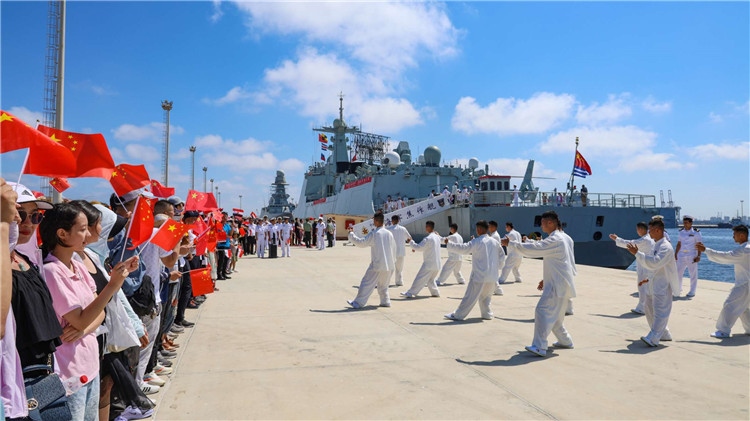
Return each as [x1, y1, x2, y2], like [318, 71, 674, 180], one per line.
[260, 170, 296, 219]
[292, 96, 680, 269]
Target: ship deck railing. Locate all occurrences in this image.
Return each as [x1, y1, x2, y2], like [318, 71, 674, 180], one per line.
[460, 191, 658, 208]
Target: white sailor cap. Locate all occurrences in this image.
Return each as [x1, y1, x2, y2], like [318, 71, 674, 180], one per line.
[682, 215, 694, 221]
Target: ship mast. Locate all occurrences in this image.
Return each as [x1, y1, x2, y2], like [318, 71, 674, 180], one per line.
[42, 0, 66, 202]
[566, 137, 579, 206]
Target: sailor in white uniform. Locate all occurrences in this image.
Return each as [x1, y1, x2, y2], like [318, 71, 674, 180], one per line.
[280, 217, 292, 257]
[499, 222, 523, 284]
[626, 219, 676, 347]
[386, 215, 411, 286]
[503, 211, 576, 357]
[675, 215, 702, 297]
[436, 223, 465, 286]
[488, 221, 506, 296]
[316, 217, 327, 250]
[696, 225, 750, 338]
[402, 220, 441, 298]
[610, 221, 654, 315]
[256, 217, 268, 258]
[347, 212, 396, 308]
[444, 220, 500, 321]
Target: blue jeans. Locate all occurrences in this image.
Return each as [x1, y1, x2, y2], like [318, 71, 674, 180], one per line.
[67, 374, 100, 421]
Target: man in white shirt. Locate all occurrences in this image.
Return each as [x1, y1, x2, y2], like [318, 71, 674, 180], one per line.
[386, 215, 411, 286]
[696, 225, 750, 338]
[503, 211, 576, 357]
[280, 217, 293, 257]
[499, 222, 523, 284]
[256, 217, 268, 258]
[444, 220, 500, 321]
[316, 217, 327, 250]
[436, 223, 465, 286]
[347, 212, 396, 308]
[675, 215, 703, 298]
[401, 220, 441, 298]
[610, 222, 654, 315]
[488, 221, 506, 296]
[247, 220, 256, 255]
[626, 219, 676, 347]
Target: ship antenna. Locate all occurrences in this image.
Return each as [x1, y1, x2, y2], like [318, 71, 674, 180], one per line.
[338, 91, 344, 121]
[566, 137, 579, 206]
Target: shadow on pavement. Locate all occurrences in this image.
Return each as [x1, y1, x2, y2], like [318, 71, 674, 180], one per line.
[309, 307, 380, 313]
[456, 352, 559, 367]
[599, 339, 668, 354]
[410, 319, 484, 326]
[495, 317, 535, 324]
[590, 312, 643, 319]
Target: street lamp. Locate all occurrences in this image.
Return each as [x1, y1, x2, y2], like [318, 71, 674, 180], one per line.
[239, 195, 243, 209]
[215, 186, 221, 208]
[210, 178, 214, 193]
[202, 167, 208, 192]
[189, 146, 197, 190]
[742, 200, 745, 223]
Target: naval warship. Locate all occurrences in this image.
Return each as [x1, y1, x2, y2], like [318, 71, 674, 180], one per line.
[260, 170, 296, 219]
[292, 97, 680, 269]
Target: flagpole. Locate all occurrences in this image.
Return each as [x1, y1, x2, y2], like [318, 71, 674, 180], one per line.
[120, 195, 140, 262]
[16, 149, 30, 187]
[567, 137, 579, 206]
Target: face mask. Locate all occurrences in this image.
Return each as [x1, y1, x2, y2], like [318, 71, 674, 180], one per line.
[8, 221, 18, 253]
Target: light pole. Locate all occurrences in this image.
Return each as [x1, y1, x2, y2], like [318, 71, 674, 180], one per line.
[215, 186, 221, 208]
[189, 146, 197, 190]
[202, 167, 207, 192]
[210, 178, 214, 194]
[161, 100, 173, 185]
[742, 200, 745, 223]
[239, 195, 243, 209]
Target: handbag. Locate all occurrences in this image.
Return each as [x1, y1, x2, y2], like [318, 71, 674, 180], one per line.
[104, 295, 141, 353]
[128, 274, 156, 317]
[23, 356, 72, 421]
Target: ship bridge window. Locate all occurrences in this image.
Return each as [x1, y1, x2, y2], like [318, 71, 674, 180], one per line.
[327, 185, 334, 196]
[481, 182, 488, 191]
[504, 181, 510, 190]
[490, 181, 496, 190]
[596, 216, 605, 227]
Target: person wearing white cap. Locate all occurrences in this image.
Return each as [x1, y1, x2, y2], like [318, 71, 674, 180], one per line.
[316, 217, 327, 250]
[401, 220, 441, 298]
[512, 185, 520, 207]
[280, 217, 292, 257]
[696, 225, 750, 338]
[442, 185, 451, 203]
[386, 215, 411, 286]
[675, 215, 702, 297]
[346, 212, 396, 308]
[610, 222, 654, 315]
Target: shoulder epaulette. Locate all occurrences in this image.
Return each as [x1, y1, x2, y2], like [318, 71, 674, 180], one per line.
[695, 228, 700, 232]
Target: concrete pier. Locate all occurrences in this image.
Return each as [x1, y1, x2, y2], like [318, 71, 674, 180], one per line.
[152, 243, 749, 420]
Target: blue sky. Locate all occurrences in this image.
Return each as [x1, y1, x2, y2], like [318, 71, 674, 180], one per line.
[2, 1, 748, 220]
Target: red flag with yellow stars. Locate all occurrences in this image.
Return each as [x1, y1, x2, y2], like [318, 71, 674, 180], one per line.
[49, 177, 71, 193]
[150, 179, 175, 198]
[189, 267, 214, 296]
[193, 228, 209, 256]
[185, 189, 219, 211]
[109, 164, 151, 196]
[126, 196, 154, 249]
[191, 217, 208, 237]
[149, 219, 189, 252]
[0, 110, 77, 177]
[35, 124, 115, 179]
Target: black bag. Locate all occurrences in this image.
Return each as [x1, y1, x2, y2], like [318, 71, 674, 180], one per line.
[269, 244, 278, 258]
[128, 275, 156, 317]
[23, 363, 72, 421]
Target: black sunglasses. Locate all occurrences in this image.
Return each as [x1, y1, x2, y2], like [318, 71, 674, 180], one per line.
[18, 209, 44, 224]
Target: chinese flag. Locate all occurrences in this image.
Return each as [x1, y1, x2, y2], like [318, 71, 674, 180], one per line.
[35, 125, 115, 179]
[49, 177, 70, 193]
[126, 196, 154, 249]
[150, 179, 175, 198]
[189, 267, 214, 296]
[206, 225, 217, 252]
[149, 219, 190, 252]
[185, 190, 219, 211]
[215, 221, 227, 242]
[193, 229, 209, 256]
[191, 217, 208, 236]
[0, 110, 77, 177]
[110, 164, 151, 196]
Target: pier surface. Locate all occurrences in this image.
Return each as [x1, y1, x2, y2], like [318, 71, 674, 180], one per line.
[153, 243, 749, 420]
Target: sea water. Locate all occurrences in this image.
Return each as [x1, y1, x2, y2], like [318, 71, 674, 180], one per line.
[626, 228, 739, 284]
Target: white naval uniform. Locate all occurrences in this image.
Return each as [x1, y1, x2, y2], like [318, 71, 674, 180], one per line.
[634, 237, 677, 345]
[436, 232, 465, 285]
[703, 242, 750, 335]
[490, 231, 506, 295]
[405, 232, 442, 297]
[348, 227, 396, 307]
[316, 222, 327, 250]
[615, 234, 655, 313]
[447, 234, 501, 320]
[510, 229, 576, 351]
[280, 222, 292, 257]
[256, 223, 267, 258]
[387, 224, 411, 286]
[676, 228, 703, 296]
[499, 229, 523, 283]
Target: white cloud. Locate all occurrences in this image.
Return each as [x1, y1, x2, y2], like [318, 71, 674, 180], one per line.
[210, 0, 223, 23]
[687, 141, 750, 160]
[279, 158, 305, 173]
[74, 80, 117, 96]
[616, 153, 686, 172]
[451, 92, 575, 136]
[194, 134, 269, 154]
[708, 112, 723, 123]
[204, 86, 251, 106]
[541, 125, 658, 157]
[7, 106, 44, 126]
[641, 96, 672, 113]
[576, 94, 632, 125]
[112, 122, 184, 142]
[124, 144, 160, 162]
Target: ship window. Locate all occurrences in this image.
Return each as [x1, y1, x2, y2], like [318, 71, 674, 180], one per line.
[448, 216, 453, 226]
[504, 181, 510, 190]
[593, 231, 603, 241]
[481, 182, 488, 191]
[490, 181, 496, 190]
[327, 185, 334, 196]
[596, 216, 605, 227]
[534, 215, 542, 227]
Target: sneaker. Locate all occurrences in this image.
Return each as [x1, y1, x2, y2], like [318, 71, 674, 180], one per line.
[494, 286, 504, 296]
[395, 281, 404, 286]
[630, 308, 645, 315]
[400, 292, 415, 298]
[177, 320, 195, 328]
[346, 300, 361, 309]
[686, 293, 695, 298]
[481, 314, 493, 320]
[458, 280, 466, 285]
[640, 336, 657, 347]
[157, 357, 173, 367]
[436, 281, 445, 286]
[552, 341, 574, 349]
[431, 292, 440, 297]
[444, 313, 458, 321]
[710, 331, 730, 338]
[160, 348, 177, 357]
[141, 384, 160, 395]
[154, 364, 173, 375]
[118, 405, 154, 420]
[144, 372, 166, 387]
[379, 302, 391, 308]
[159, 351, 177, 360]
[525, 345, 547, 357]
[170, 324, 185, 333]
